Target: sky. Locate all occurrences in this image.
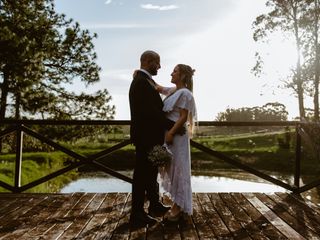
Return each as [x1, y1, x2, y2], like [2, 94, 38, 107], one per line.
[55, 0, 307, 120]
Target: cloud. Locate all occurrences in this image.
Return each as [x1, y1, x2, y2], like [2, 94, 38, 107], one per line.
[105, 0, 112, 4]
[141, 4, 179, 11]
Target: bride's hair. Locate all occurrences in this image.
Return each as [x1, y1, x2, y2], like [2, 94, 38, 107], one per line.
[177, 64, 197, 136]
[177, 64, 195, 92]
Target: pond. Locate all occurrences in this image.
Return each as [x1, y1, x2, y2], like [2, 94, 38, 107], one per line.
[60, 170, 287, 193]
[60, 170, 320, 205]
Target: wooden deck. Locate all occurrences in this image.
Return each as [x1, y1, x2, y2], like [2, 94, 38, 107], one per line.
[0, 192, 320, 239]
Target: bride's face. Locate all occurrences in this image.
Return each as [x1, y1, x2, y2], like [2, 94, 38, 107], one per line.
[171, 66, 180, 84]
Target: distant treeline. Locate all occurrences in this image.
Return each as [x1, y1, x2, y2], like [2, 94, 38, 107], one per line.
[215, 102, 288, 121]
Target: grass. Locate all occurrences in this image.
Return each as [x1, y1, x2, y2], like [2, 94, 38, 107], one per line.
[190, 129, 297, 173]
[0, 152, 78, 193]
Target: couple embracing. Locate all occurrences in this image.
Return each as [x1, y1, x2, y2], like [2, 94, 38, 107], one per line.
[129, 50, 197, 229]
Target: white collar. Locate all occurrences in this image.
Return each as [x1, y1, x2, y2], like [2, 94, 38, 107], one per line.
[139, 69, 153, 79]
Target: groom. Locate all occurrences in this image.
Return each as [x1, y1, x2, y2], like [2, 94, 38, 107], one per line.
[129, 50, 170, 228]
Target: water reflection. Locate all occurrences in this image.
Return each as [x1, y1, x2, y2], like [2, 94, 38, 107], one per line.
[60, 174, 286, 193]
[191, 175, 286, 192]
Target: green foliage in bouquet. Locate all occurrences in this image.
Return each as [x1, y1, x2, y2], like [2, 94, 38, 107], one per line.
[148, 144, 173, 167]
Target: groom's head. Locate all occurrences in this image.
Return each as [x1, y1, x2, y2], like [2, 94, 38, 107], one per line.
[140, 50, 161, 76]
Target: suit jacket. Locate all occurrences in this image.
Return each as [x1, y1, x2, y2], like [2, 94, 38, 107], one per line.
[129, 71, 167, 147]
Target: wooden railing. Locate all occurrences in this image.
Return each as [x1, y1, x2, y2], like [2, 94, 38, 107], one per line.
[0, 119, 319, 194]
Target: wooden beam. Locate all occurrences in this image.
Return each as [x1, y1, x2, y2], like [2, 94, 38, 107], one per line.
[0, 180, 15, 192]
[190, 140, 295, 191]
[0, 125, 17, 139]
[21, 125, 87, 162]
[294, 178, 320, 194]
[88, 139, 131, 161]
[18, 163, 83, 192]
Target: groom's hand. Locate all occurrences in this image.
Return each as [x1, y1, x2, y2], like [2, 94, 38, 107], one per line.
[175, 126, 186, 136]
[165, 132, 174, 145]
[165, 119, 186, 136]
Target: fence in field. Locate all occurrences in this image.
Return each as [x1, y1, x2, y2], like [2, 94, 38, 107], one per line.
[0, 119, 319, 194]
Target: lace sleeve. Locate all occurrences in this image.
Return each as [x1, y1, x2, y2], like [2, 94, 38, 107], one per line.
[163, 89, 197, 118]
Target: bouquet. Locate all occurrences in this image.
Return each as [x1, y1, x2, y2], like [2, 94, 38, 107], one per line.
[148, 144, 173, 167]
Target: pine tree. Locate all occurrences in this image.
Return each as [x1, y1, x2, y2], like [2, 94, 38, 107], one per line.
[0, 0, 115, 120]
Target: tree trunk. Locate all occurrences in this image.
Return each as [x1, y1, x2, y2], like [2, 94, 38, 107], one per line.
[293, 6, 305, 120]
[314, 0, 320, 121]
[0, 70, 9, 120]
[296, 68, 305, 119]
[0, 70, 9, 153]
[15, 91, 20, 120]
[314, 53, 319, 122]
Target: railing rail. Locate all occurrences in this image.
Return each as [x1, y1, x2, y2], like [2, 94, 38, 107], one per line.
[0, 119, 319, 194]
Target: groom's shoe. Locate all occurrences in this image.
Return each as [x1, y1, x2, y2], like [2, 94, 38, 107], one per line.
[129, 211, 158, 230]
[148, 202, 171, 217]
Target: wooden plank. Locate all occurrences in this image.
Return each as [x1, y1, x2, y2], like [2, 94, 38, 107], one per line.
[75, 193, 115, 239]
[189, 193, 214, 240]
[0, 199, 11, 211]
[25, 192, 85, 239]
[145, 221, 163, 240]
[162, 195, 196, 239]
[110, 193, 131, 240]
[197, 193, 230, 239]
[21, 193, 83, 239]
[209, 193, 252, 240]
[0, 197, 20, 215]
[93, 193, 128, 239]
[150, 194, 179, 240]
[220, 193, 268, 240]
[231, 193, 287, 240]
[256, 193, 320, 239]
[42, 192, 96, 239]
[178, 211, 198, 240]
[0, 194, 47, 229]
[269, 193, 320, 235]
[244, 193, 306, 240]
[129, 197, 149, 240]
[163, 220, 181, 240]
[153, 195, 180, 240]
[0, 194, 33, 217]
[288, 192, 320, 214]
[277, 192, 320, 221]
[0, 194, 59, 239]
[0, 193, 32, 199]
[1, 192, 320, 239]
[58, 193, 107, 239]
[294, 194, 320, 214]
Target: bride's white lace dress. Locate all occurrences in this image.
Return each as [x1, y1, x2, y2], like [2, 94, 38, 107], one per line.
[159, 88, 197, 215]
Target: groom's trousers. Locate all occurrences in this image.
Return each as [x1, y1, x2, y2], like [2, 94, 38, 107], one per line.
[132, 144, 159, 214]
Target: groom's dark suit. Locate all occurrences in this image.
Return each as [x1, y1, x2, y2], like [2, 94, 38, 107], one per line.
[129, 70, 167, 214]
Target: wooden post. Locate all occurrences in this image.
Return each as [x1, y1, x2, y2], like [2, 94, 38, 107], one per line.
[14, 125, 23, 192]
[294, 124, 301, 189]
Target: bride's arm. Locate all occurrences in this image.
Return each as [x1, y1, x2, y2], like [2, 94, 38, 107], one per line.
[156, 84, 176, 96]
[132, 70, 175, 95]
[165, 108, 188, 144]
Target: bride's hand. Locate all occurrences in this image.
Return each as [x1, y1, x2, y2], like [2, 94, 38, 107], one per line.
[132, 69, 138, 78]
[165, 131, 174, 145]
[155, 84, 162, 92]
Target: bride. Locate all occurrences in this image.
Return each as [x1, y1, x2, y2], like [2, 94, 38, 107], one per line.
[156, 64, 197, 221]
